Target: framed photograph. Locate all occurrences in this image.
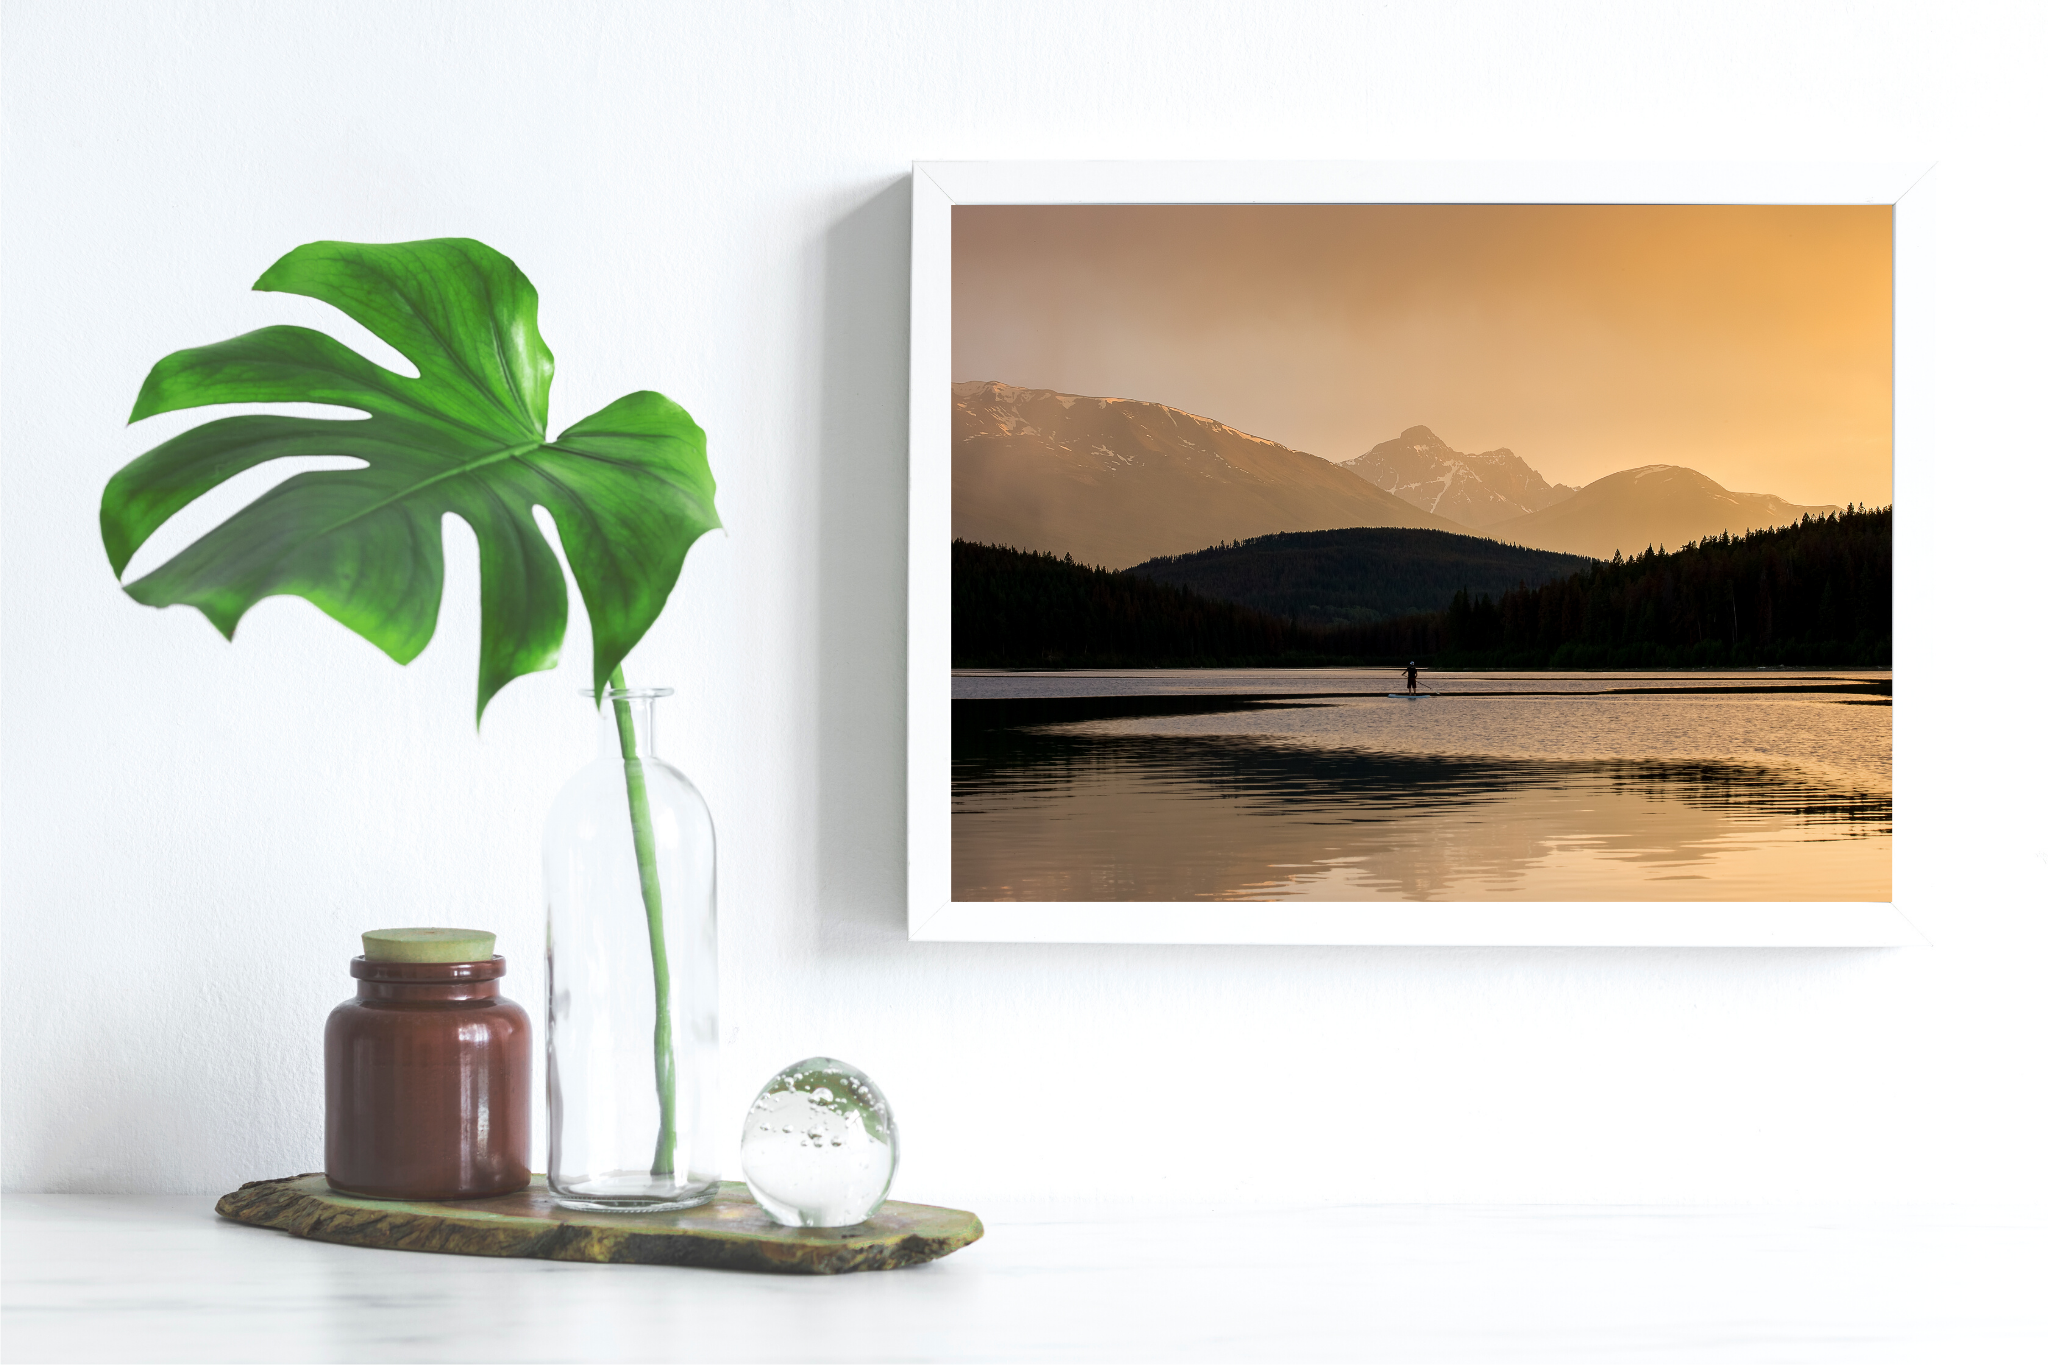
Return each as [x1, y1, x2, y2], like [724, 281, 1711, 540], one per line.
[907, 162, 1925, 946]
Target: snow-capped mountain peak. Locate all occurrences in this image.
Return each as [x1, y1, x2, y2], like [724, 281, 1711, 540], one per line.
[1340, 428, 1577, 529]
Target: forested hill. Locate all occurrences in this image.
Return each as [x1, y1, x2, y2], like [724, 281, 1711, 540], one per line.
[1439, 506, 1891, 668]
[952, 541, 1435, 668]
[953, 508, 1889, 669]
[1124, 527, 1593, 625]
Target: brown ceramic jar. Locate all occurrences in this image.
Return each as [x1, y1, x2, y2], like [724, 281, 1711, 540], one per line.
[324, 955, 531, 1199]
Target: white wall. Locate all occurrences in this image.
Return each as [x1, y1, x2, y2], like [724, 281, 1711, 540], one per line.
[3, 0, 2043, 1205]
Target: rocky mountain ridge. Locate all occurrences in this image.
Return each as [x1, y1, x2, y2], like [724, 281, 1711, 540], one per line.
[952, 380, 1851, 568]
[1486, 464, 1842, 559]
[951, 381, 1458, 569]
[1339, 425, 1577, 528]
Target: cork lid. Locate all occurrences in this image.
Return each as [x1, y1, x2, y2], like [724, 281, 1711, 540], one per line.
[361, 927, 497, 963]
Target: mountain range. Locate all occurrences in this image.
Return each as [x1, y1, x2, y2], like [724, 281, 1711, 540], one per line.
[953, 381, 1846, 567]
[952, 381, 1457, 569]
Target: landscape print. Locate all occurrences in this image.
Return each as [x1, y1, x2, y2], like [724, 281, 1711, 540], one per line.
[951, 204, 1891, 902]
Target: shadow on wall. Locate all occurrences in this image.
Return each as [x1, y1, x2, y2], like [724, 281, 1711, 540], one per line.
[791, 186, 1907, 1070]
[814, 175, 913, 946]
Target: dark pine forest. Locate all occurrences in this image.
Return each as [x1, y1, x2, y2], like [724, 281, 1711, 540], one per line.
[1125, 527, 1593, 626]
[1439, 506, 1891, 667]
[952, 539, 1436, 667]
[952, 507, 1890, 669]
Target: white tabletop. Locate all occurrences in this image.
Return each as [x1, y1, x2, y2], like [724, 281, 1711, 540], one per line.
[4, 1194, 2042, 1363]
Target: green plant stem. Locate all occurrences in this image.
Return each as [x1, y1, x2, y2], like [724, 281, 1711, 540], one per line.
[609, 663, 677, 1177]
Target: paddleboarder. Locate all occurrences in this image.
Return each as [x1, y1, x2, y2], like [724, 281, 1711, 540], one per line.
[1404, 661, 1420, 694]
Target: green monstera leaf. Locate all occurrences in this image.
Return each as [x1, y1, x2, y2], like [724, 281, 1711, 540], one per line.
[101, 238, 719, 721]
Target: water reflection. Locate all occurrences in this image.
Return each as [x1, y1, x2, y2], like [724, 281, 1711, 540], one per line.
[953, 695, 1891, 902]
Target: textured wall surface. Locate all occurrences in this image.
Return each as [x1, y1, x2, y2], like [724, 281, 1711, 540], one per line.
[4, 0, 2042, 1203]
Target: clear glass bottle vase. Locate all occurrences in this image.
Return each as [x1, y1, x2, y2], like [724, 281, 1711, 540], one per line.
[544, 686, 718, 1211]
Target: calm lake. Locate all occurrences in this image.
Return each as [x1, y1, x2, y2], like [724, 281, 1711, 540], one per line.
[953, 669, 1892, 902]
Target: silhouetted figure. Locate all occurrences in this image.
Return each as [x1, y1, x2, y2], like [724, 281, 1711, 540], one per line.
[1405, 661, 1420, 694]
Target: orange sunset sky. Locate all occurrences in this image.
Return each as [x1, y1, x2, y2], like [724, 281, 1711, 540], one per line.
[952, 204, 1893, 510]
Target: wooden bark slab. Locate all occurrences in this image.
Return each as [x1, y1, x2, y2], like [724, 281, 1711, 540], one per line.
[216, 1174, 982, 1275]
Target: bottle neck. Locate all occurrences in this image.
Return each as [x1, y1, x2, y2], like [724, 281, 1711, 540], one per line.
[600, 688, 664, 762]
[351, 956, 505, 1003]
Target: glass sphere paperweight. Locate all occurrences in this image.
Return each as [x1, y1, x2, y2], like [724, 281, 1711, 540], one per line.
[740, 1057, 899, 1227]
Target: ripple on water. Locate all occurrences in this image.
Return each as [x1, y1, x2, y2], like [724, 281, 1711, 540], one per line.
[952, 677, 1891, 902]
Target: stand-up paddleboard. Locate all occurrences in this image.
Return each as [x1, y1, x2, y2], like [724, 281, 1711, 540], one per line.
[1386, 692, 1435, 699]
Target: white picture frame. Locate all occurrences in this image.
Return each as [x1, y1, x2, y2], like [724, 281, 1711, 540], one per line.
[907, 160, 1928, 947]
